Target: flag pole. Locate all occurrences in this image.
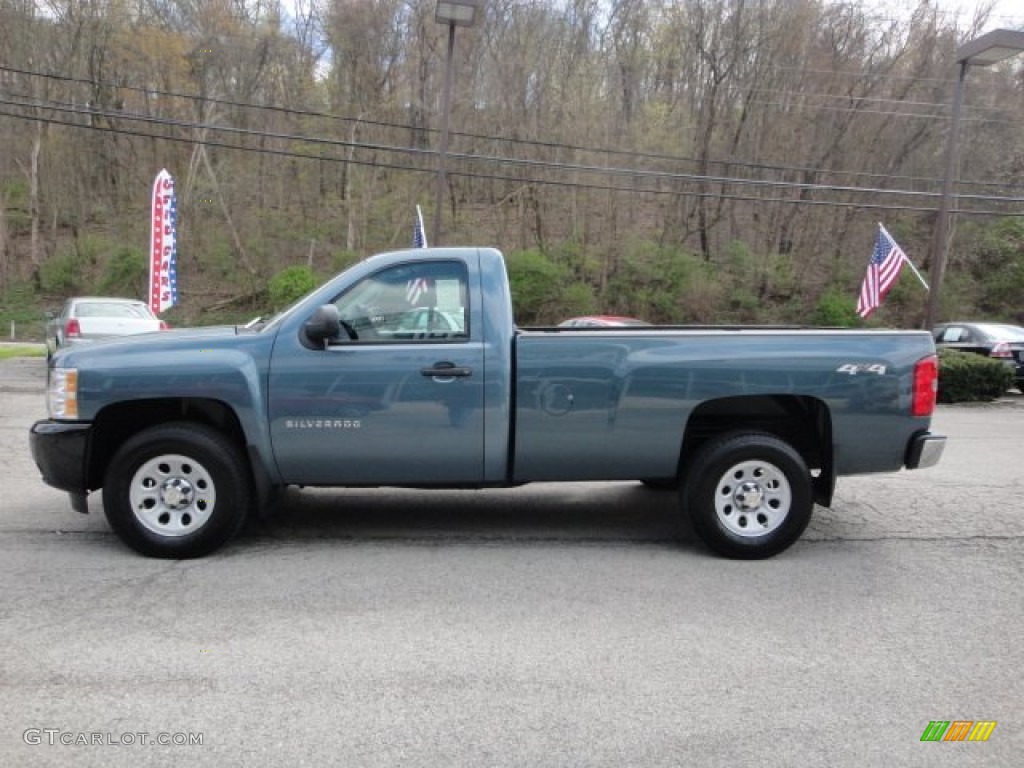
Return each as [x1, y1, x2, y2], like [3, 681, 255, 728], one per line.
[415, 205, 428, 248]
[878, 222, 929, 291]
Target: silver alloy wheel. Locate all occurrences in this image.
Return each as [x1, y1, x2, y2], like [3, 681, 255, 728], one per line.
[713, 459, 792, 537]
[128, 453, 217, 537]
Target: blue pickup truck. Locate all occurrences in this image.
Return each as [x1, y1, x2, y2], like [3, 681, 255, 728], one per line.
[30, 247, 945, 559]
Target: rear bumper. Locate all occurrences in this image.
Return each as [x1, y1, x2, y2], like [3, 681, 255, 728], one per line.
[30, 420, 91, 495]
[905, 431, 946, 470]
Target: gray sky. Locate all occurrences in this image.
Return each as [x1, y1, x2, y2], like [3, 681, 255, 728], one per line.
[944, 0, 1024, 28]
[882, 0, 1024, 29]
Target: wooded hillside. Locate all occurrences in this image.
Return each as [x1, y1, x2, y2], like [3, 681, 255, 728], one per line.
[1, 0, 1022, 333]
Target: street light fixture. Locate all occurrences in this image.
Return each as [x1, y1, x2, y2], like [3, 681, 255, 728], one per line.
[432, 0, 483, 246]
[924, 28, 1024, 330]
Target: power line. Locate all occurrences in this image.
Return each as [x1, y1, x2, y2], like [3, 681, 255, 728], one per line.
[770, 64, 948, 85]
[12, 90, 1024, 205]
[1, 102, 1021, 217]
[0, 92, 949, 198]
[2, 91, 1022, 212]
[0, 90, 433, 158]
[4, 63, 1022, 193]
[749, 86, 956, 113]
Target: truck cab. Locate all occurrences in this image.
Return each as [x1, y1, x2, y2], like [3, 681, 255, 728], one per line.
[266, 248, 515, 486]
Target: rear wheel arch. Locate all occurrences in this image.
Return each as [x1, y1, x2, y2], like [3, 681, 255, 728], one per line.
[678, 394, 834, 506]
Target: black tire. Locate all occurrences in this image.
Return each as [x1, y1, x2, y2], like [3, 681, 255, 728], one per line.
[102, 422, 252, 558]
[681, 432, 813, 559]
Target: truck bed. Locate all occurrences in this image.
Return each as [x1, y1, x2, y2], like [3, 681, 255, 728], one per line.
[512, 327, 935, 481]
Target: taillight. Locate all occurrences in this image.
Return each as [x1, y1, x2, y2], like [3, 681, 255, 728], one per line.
[159, 321, 171, 331]
[990, 342, 1011, 359]
[65, 318, 81, 338]
[912, 355, 938, 417]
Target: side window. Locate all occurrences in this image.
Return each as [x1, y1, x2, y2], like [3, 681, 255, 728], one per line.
[333, 260, 469, 343]
[941, 327, 965, 342]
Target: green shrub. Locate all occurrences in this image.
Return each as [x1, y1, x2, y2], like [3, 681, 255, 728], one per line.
[937, 348, 1015, 403]
[268, 265, 317, 309]
[39, 235, 113, 294]
[39, 250, 85, 293]
[505, 248, 568, 323]
[97, 246, 147, 297]
[605, 240, 703, 322]
[560, 282, 597, 318]
[812, 288, 859, 327]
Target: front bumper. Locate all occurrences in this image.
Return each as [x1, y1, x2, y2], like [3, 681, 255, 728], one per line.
[905, 431, 946, 470]
[30, 420, 91, 495]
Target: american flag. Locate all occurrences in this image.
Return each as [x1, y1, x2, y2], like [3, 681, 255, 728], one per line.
[413, 205, 428, 248]
[406, 277, 431, 304]
[857, 224, 907, 319]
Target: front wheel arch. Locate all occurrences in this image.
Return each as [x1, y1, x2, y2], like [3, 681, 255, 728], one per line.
[86, 398, 250, 492]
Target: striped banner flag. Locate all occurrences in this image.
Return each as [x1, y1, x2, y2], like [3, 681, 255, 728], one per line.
[149, 169, 178, 315]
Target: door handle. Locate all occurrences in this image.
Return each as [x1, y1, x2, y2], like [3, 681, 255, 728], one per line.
[421, 361, 473, 378]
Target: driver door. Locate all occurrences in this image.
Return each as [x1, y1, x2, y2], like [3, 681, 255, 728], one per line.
[269, 259, 485, 486]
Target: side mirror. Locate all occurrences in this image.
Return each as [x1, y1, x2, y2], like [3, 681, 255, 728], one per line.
[43, 311, 56, 321]
[302, 304, 341, 349]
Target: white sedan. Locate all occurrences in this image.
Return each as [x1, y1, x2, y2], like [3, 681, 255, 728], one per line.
[46, 297, 169, 357]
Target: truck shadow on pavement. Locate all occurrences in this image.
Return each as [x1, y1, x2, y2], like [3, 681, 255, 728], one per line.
[240, 482, 698, 553]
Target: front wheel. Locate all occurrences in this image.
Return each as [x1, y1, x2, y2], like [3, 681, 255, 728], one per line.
[681, 432, 813, 559]
[103, 423, 251, 558]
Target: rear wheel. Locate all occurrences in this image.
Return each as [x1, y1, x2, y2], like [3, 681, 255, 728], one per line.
[103, 423, 251, 558]
[681, 432, 813, 559]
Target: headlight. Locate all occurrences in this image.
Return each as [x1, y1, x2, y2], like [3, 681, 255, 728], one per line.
[48, 367, 79, 419]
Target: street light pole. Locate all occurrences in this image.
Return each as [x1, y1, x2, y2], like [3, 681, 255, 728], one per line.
[433, 22, 456, 247]
[924, 60, 967, 331]
[924, 29, 1024, 330]
[432, 1, 482, 247]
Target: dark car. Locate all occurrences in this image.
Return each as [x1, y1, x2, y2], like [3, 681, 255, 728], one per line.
[932, 322, 1024, 390]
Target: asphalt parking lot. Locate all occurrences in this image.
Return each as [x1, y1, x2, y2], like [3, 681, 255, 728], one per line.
[0, 353, 1021, 767]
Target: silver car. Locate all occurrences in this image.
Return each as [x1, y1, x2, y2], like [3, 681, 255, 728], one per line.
[46, 297, 167, 357]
